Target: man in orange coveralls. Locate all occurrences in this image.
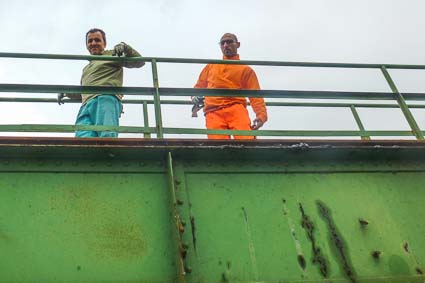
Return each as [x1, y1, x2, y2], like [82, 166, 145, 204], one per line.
[193, 33, 268, 139]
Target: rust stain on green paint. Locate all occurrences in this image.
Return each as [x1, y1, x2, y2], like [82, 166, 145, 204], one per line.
[49, 184, 146, 260]
[91, 222, 146, 259]
[0, 229, 8, 241]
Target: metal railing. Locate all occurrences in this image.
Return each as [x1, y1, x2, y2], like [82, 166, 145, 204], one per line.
[1, 52, 425, 139]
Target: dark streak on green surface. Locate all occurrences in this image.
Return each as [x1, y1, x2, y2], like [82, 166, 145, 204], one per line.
[403, 242, 409, 253]
[299, 203, 329, 277]
[358, 219, 369, 227]
[190, 216, 197, 253]
[317, 200, 356, 283]
[297, 255, 307, 270]
[242, 207, 248, 222]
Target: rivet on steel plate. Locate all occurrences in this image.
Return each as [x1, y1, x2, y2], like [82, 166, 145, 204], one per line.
[179, 224, 185, 233]
[180, 248, 187, 258]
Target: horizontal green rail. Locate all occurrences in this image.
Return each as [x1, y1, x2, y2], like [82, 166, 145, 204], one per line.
[2, 51, 425, 69]
[0, 124, 417, 138]
[3, 97, 425, 109]
[2, 83, 425, 101]
[2, 83, 423, 100]
[1, 52, 425, 139]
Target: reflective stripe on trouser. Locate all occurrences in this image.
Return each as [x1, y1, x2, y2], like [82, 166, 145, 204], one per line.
[205, 103, 254, 140]
[75, 95, 122, 138]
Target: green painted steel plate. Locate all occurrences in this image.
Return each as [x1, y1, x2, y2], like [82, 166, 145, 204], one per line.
[0, 139, 425, 283]
[0, 172, 177, 283]
[184, 172, 425, 282]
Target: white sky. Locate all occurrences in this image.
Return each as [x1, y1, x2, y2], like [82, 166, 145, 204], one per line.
[1, 0, 425, 138]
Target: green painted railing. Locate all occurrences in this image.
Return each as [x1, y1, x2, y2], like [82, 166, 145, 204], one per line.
[1, 52, 425, 139]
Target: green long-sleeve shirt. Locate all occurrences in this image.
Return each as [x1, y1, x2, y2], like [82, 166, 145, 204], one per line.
[71, 44, 144, 105]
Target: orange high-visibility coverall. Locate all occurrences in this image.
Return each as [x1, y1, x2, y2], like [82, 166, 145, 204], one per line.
[194, 55, 268, 139]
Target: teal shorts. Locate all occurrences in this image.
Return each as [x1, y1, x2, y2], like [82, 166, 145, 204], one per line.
[75, 95, 122, 138]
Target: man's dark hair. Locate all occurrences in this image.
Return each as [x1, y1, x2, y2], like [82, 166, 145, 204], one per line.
[85, 28, 106, 44]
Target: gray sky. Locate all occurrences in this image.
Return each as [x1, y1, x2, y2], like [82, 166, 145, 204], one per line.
[1, 0, 425, 138]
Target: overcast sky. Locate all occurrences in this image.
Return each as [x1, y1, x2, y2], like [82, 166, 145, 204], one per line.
[1, 0, 425, 138]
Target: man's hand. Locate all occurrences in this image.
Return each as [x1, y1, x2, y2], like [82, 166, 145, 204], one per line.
[251, 118, 264, 130]
[192, 96, 204, 107]
[191, 96, 204, 117]
[112, 42, 128, 57]
[57, 93, 65, 105]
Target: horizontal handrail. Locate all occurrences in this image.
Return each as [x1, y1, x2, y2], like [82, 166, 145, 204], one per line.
[2, 97, 425, 109]
[2, 83, 425, 101]
[2, 52, 425, 69]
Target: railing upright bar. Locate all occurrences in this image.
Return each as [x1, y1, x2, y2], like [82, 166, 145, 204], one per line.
[151, 59, 164, 138]
[380, 66, 424, 140]
[143, 101, 151, 138]
[350, 105, 370, 140]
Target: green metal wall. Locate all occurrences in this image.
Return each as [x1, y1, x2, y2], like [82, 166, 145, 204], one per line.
[0, 138, 424, 283]
[0, 171, 177, 283]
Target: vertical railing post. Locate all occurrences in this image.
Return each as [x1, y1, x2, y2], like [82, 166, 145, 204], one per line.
[151, 59, 164, 138]
[142, 100, 151, 138]
[381, 66, 423, 140]
[350, 105, 370, 140]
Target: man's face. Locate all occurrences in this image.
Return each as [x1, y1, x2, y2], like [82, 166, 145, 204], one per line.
[86, 32, 106, 55]
[219, 35, 240, 57]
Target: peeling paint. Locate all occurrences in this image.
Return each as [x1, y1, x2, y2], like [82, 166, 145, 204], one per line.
[299, 203, 329, 278]
[371, 250, 381, 260]
[403, 242, 409, 253]
[282, 199, 307, 273]
[317, 200, 356, 283]
[358, 219, 369, 228]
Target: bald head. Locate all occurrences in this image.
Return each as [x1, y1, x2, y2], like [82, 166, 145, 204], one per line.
[220, 33, 238, 42]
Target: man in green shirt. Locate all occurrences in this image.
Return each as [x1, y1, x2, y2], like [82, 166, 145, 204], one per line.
[58, 28, 144, 137]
